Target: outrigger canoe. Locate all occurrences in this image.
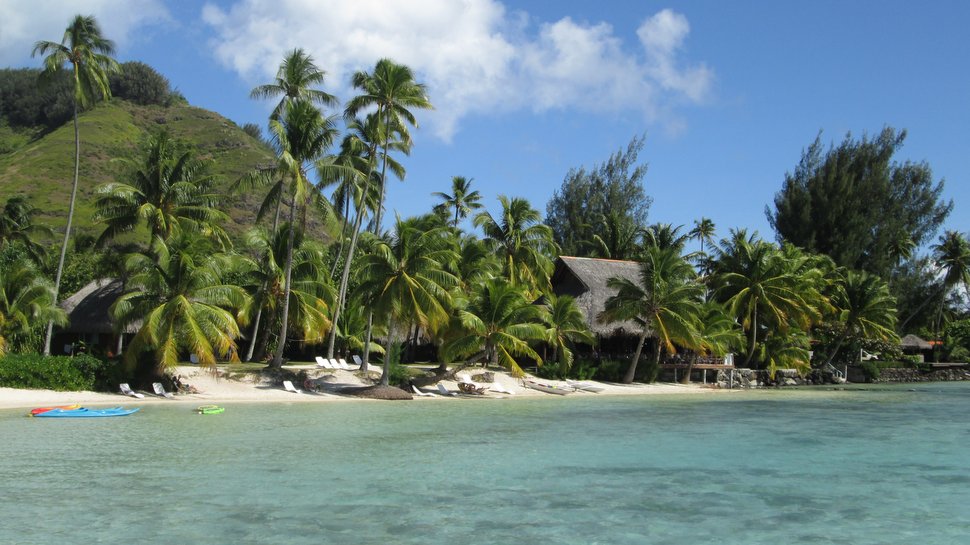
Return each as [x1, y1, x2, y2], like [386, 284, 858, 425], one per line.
[32, 407, 140, 418]
[522, 379, 572, 396]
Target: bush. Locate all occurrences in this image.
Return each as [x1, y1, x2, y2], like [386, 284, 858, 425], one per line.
[109, 62, 172, 106]
[593, 358, 626, 382]
[860, 360, 881, 382]
[536, 358, 598, 380]
[0, 353, 111, 391]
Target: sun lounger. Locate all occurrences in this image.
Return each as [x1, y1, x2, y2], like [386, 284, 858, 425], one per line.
[436, 383, 458, 396]
[315, 356, 333, 368]
[337, 358, 352, 370]
[283, 380, 302, 394]
[411, 385, 437, 397]
[119, 383, 145, 398]
[490, 382, 515, 395]
[328, 358, 344, 370]
[353, 355, 364, 366]
[152, 382, 175, 398]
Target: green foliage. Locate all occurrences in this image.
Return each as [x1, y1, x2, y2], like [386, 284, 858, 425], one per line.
[593, 358, 625, 382]
[0, 68, 74, 129]
[537, 357, 598, 380]
[0, 353, 108, 391]
[475, 195, 557, 294]
[109, 62, 173, 106]
[546, 134, 651, 257]
[768, 127, 952, 278]
[860, 360, 881, 381]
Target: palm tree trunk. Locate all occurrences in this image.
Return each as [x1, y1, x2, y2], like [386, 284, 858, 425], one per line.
[623, 330, 649, 384]
[823, 330, 849, 368]
[271, 194, 298, 368]
[899, 283, 947, 331]
[361, 313, 374, 372]
[361, 106, 393, 375]
[742, 305, 759, 367]
[327, 193, 368, 360]
[244, 306, 263, 362]
[381, 318, 395, 386]
[681, 353, 696, 384]
[329, 191, 351, 280]
[43, 100, 80, 356]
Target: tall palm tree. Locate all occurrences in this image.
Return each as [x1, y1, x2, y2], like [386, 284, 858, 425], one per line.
[249, 48, 337, 120]
[265, 99, 339, 368]
[644, 223, 690, 253]
[443, 279, 546, 377]
[541, 293, 595, 372]
[0, 196, 52, 264]
[95, 131, 228, 247]
[822, 270, 898, 366]
[356, 219, 458, 385]
[474, 195, 558, 293]
[433, 176, 483, 228]
[111, 234, 251, 371]
[599, 246, 703, 383]
[33, 14, 119, 355]
[689, 217, 716, 257]
[588, 211, 645, 260]
[900, 231, 970, 331]
[0, 263, 67, 357]
[680, 301, 744, 383]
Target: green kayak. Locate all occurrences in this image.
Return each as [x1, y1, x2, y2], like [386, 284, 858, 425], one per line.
[196, 405, 225, 415]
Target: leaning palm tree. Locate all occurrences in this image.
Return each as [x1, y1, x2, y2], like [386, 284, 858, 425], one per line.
[33, 14, 119, 355]
[95, 130, 228, 247]
[0, 263, 67, 357]
[433, 176, 483, 228]
[0, 196, 53, 264]
[443, 278, 547, 377]
[822, 270, 898, 367]
[598, 246, 703, 384]
[111, 233, 251, 371]
[541, 293, 595, 372]
[250, 48, 337, 120]
[356, 219, 458, 385]
[474, 195, 558, 294]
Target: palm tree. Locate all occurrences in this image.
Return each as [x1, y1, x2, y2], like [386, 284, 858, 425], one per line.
[111, 234, 251, 371]
[644, 223, 689, 253]
[598, 246, 703, 383]
[822, 270, 898, 367]
[0, 196, 53, 264]
[541, 294, 595, 372]
[433, 176, 483, 228]
[356, 219, 458, 385]
[443, 279, 546, 377]
[474, 196, 558, 293]
[0, 263, 67, 357]
[680, 301, 744, 383]
[588, 211, 645, 260]
[900, 231, 970, 331]
[33, 14, 119, 355]
[95, 131, 228, 247]
[689, 217, 716, 257]
[249, 48, 337, 120]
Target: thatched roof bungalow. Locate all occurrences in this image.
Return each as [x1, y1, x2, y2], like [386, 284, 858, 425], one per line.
[550, 256, 644, 338]
[59, 278, 138, 335]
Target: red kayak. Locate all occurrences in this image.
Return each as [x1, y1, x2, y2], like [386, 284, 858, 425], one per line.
[30, 404, 80, 416]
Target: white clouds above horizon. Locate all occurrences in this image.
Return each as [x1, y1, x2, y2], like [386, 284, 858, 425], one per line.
[201, 0, 714, 140]
[0, 0, 169, 66]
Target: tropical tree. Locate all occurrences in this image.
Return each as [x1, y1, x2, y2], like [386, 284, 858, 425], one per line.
[690, 217, 716, 256]
[644, 223, 689, 253]
[0, 196, 52, 264]
[443, 279, 546, 377]
[357, 219, 458, 385]
[900, 231, 970, 332]
[822, 270, 898, 366]
[111, 234, 251, 371]
[249, 48, 337, 120]
[680, 301, 744, 383]
[598, 246, 703, 383]
[448, 235, 501, 291]
[433, 176, 483, 228]
[95, 131, 228, 247]
[587, 211, 644, 260]
[474, 195, 558, 293]
[541, 293, 595, 372]
[33, 14, 119, 355]
[0, 263, 66, 356]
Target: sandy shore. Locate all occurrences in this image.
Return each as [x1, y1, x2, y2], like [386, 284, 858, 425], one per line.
[0, 364, 720, 410]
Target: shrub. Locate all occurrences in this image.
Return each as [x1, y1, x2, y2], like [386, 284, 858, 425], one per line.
[593, 358, 625, 382]
[0, 353, 110, 391]
[860, 360, 881, 382]
[109, 62, 172, 106]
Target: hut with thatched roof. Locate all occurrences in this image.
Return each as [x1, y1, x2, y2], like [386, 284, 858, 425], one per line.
[550, 256, 645, 355]
[900, 334, 933, 362]
[55, 278, 138, 356]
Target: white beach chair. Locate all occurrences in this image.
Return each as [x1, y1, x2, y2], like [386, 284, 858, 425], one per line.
[282, 380, 302, 394]
[119, 383, 145, 398]
[328, 358, 343, 369]
[353, 355, 364, 367]
[436, 383, 457, 397]
[315, 356, 333, 369]
[411, 385, 437, 397]
[490, 382, 515, 395]
[152, 382, 175, 398]
[337, 358, 351, 370]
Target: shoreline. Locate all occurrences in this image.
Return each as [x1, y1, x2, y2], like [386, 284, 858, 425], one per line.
[0, 364, 721, 411]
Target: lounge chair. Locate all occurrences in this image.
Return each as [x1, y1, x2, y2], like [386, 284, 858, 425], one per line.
[328, 358, 344, 370]
[490, 382, 515, 395]
[436, 383, 458, 397]
[337, 358, 352, 370]
[315, 356, 333, 369]
[119, 383, 145, 398]
[282, 380, 302, 394]
[152, 382, 175, 399]
[353, 355, 364, 367]
[411, 385, 437, 397]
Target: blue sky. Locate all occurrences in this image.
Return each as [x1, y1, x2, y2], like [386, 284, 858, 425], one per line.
[3, 1, 968, 251]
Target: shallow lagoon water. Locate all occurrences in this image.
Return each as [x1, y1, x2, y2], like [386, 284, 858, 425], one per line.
[2, 383, 969, 544]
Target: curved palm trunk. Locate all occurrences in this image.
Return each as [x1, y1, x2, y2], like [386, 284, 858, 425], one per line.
[246, 197, 284, 362]
[380, 318, 395, 386]
[899, 283, 947, 331]
[822, 330, 850, 368]
[741, 305, 759, 367]
[271, 194, 298, 368]
[327, 190, 369, 362]
[43, 101, 80, 356]
[623, 329, 649, 384]
[329, 191, 351, 280]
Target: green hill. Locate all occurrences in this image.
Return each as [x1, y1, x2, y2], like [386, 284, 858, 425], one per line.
[0, 98, 281, 241]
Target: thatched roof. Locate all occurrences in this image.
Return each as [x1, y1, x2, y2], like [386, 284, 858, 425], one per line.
[551, 256, 644, 337]
[900, 334, 932, 351]
[59, 278, 139, 335]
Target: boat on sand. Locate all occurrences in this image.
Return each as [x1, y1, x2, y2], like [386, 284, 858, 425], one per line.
[522, 379, 572, 396]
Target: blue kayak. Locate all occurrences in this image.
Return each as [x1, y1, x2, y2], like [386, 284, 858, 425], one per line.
[33, 406, 140, 418]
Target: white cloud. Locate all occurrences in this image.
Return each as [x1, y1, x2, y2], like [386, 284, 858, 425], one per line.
[0, 1, 169, 67]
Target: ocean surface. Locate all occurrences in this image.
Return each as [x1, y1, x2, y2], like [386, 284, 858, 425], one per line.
[2, 383, 968, 544]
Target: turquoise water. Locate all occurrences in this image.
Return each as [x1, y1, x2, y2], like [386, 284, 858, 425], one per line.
[2, 384, 969, 544]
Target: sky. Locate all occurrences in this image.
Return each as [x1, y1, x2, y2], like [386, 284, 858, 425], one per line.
[2, 0, 968, 252]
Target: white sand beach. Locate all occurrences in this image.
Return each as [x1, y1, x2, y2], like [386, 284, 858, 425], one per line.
[0, 364, 720, 410]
